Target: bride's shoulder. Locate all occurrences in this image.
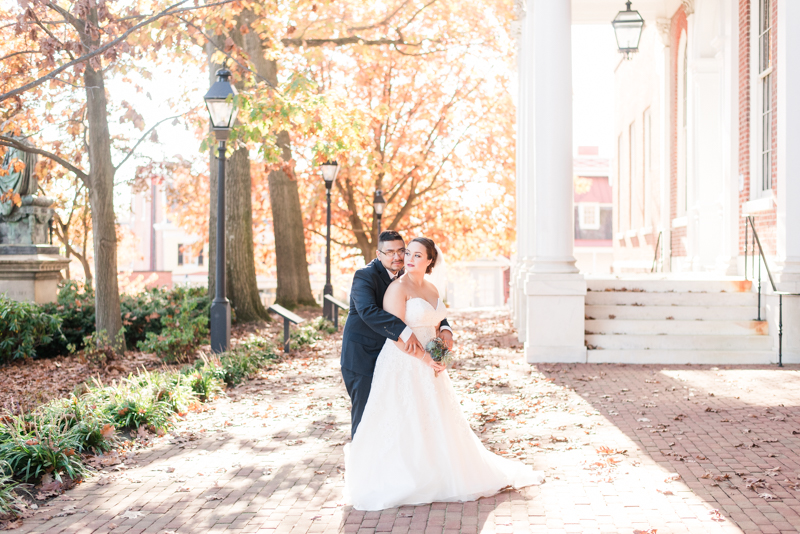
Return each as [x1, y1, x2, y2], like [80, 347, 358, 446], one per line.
[423, 279, 440, 298]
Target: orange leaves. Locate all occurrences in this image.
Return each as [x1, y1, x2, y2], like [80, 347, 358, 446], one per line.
[120, 101, 145, 131]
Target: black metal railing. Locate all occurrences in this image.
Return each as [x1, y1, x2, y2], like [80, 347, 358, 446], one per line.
[651, 231, 663, 273]
[743, 215, 794, 367]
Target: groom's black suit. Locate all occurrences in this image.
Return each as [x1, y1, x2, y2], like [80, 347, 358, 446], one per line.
[341, 258, 449, 437]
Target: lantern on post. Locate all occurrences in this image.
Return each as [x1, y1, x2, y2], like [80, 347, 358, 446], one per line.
[204, 68, 238, 354]
[321, 160, 340, 321]
[612, 1, 645, 60]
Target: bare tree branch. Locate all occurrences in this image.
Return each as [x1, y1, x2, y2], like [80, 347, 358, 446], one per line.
[114, 109, 195, 171]
[177, 16, 277, 90]
[0, 0, 237, 103]
[0, 135, 88, 182]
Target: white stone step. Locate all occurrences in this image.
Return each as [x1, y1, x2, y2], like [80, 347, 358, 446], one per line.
[587, 278, 752, 293]
[587, 349, 776, 365]
[585, 334, 773, 351]
[585, 319, 768, 336]
[585, 291, 759, 307]
[585, 305, 758, 321]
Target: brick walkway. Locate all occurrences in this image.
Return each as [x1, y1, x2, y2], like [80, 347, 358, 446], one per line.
[14, 309, 800, 534]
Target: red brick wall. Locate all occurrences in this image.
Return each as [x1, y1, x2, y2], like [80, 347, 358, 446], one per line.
[738, 0, 778, 255]
[669, 7, 688, 258]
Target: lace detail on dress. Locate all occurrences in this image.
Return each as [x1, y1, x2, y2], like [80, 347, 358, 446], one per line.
[343, 297, 544, 511]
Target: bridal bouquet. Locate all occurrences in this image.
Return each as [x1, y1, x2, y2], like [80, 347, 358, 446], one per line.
[425, 337, 453, 377]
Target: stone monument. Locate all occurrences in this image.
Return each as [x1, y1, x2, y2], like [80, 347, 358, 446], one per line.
[0, 140, 70, 303]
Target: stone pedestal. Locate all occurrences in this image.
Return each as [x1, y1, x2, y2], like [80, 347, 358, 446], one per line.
[524, 273, 587, 363]
[0, 245, 70, 304]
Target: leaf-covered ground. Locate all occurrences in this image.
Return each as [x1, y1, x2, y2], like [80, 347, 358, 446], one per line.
[8, 308, 800, 533]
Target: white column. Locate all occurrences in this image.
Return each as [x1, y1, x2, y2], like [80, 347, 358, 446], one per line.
[513, 0, 533, 341]
[524, 0, 586, 363]
[776, 0, 800, 290]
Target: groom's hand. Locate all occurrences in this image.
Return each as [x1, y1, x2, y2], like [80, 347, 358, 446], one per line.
[403, 333, 425, 357]
[440, 329, 454, 351]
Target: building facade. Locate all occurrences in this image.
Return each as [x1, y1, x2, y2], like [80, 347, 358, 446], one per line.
[512, 0, 800, 364]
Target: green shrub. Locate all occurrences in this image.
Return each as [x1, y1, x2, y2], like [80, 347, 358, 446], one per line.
[0, 415, 86, 483]
[0, 462, 19, 516]
[280, 317, 335, 351]
[0, 296, 63, 363]
[38, 396, 118, 454]
[95, 378, 173, 432]
[137, 292, 210, 362]
[121, 286, 210, 348]
[127, 370, 196, 415]
[184, 363, 225, 402]
[38, 281, 95, 358]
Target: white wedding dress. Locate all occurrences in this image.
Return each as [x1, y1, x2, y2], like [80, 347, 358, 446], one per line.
[343, 298, 544, 511]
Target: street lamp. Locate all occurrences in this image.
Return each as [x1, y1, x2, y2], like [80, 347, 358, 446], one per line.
[321, 160, 339, 321]
[373, 189, 386, 235]
[612, 1, 645, 60]
[204, 67, 238, 353]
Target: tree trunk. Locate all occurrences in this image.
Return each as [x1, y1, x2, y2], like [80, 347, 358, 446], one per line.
[207, 41, 268, 322]
[83, 62, 124, 350]
[269, 132, 317, 308]
[236, 10, 317, 309]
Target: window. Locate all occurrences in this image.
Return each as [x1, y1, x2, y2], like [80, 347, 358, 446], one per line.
[677, 31, 688, 216]
[579, 203, 601, 230]
[628, 121, 635, 228]
[177, 244, 184, 266]
[616, 134, 622, 231]
[643, 108, 652, 224]
[758, 0, 773, 193]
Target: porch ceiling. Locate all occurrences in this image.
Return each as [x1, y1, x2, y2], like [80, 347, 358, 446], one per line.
[571, 0, 683, 25]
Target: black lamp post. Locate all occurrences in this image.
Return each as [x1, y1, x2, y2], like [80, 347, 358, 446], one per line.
[373, 189, 386, 236]
[204, 68, 238, 353]
[612, 1, 645, 60]
[321, 160, 340, 321]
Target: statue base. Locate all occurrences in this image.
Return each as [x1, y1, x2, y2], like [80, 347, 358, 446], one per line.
[0, 204, 54, 245]
[0, 245, 70, 304]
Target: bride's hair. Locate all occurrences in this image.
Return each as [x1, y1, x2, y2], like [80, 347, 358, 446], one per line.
[409, 237, 437, 274]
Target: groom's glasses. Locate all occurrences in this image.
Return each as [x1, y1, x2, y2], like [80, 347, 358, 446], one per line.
[378, 248, 406, 258]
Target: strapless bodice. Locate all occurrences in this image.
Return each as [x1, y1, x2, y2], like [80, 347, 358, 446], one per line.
[405, 298, 446, 345]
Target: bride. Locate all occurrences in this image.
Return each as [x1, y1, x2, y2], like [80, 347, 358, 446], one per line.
[344, 237, 544, 511]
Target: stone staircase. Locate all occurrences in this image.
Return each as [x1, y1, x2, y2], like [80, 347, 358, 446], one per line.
[584, 277, 774, 364]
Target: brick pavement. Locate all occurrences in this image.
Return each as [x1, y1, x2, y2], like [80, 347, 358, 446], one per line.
[12, 309, 800, 534]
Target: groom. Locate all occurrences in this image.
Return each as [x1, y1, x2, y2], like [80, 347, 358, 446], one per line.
[341, 231, 453, 437]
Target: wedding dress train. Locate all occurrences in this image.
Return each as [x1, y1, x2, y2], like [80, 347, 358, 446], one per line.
[343, 297, 544, 511]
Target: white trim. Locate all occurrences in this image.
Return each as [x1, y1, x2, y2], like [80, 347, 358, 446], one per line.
[672, 216, 688, 228]
[625, 229, 638, 238]
[578, 202, 600, 230]
[742, 196, 776, 214]
[750, 0, 774, 200]
[640, 226, 654, 236]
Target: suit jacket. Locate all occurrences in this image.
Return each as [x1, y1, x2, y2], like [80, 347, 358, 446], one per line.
[341, 259, 450, 377]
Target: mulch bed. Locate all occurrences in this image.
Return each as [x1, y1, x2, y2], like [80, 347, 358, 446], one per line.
[0, 306, 322, 414]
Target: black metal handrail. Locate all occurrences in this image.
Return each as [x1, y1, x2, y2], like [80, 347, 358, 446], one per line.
[651, 231, 663, 273]
[743, 215, 794, 367]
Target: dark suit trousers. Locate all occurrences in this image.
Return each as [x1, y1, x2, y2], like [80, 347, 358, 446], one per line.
[342, 367, 372, 438]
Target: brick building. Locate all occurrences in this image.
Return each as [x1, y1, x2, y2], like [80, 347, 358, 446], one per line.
[512, 0, 800, 365]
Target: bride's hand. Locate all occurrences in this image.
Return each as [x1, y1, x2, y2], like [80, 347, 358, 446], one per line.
[421, 352, 446, 374]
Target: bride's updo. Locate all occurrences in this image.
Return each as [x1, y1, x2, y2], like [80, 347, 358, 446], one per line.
[410, 237, 437, 274]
